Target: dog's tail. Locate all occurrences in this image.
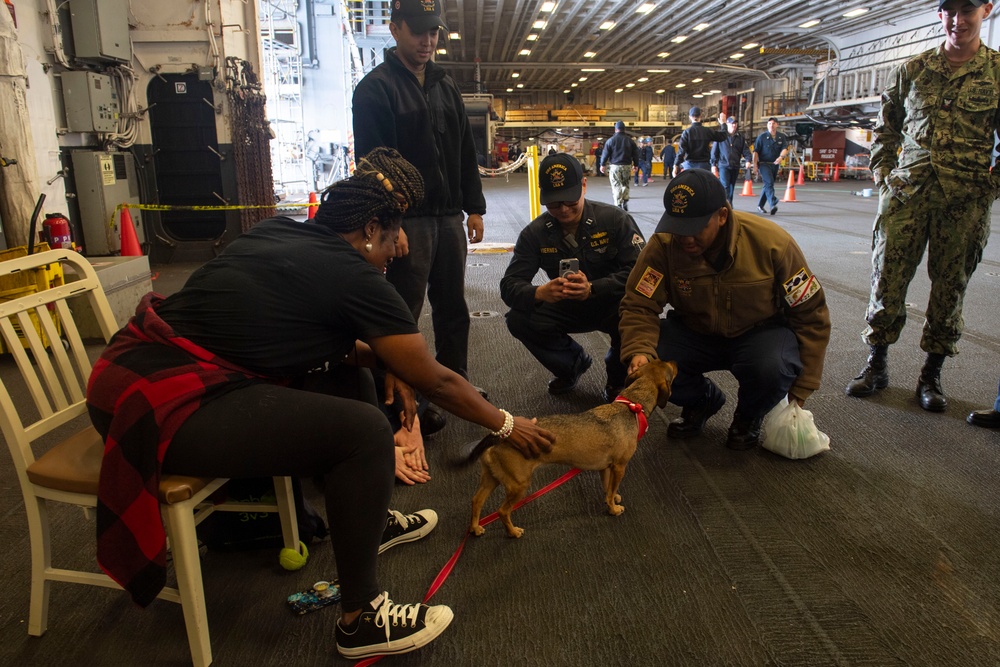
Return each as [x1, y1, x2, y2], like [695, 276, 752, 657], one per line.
[455, 434, 500, 466]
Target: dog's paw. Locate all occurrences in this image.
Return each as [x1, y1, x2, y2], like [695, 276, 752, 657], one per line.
[614, 493, 622, 503]
[470, 524, 485, 536]
[506, 526, 525, 538]
[609, 504, 625, 516]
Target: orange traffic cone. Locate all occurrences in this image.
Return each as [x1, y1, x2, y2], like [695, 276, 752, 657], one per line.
[120, 206, 142, 256]
[797, 164, 805, 185]
[822, 163, 831, 180]
[738, 176, 755, 196]
[307, 191, 318, 219]
[833, 164, 841, 182]
[782, 170, 798, 203]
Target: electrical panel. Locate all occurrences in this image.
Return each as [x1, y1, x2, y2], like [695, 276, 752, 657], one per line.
[62, 71, 120, 133]
[67, 0, 131, 63]
[71, 151, 144, 256]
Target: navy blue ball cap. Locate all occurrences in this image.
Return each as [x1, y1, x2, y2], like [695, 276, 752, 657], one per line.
[614, 120, 626, 131]
[391, 0, 448, 32]
[539, 153, 584, 205]
[656, 169, 727, 235]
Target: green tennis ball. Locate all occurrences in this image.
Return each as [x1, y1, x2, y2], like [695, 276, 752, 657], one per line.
[279, 542, 309, 571]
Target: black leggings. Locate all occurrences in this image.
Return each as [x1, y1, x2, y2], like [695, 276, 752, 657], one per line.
[164, 366, 394, 610]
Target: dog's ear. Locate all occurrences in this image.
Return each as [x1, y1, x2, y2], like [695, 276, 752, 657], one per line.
[655, 360, 679, 408]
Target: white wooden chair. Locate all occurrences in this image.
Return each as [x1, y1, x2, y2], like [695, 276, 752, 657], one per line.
[0, 249, 304, 666]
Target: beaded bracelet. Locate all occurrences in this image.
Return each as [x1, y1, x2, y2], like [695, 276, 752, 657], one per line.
[491, 409, 514, 439]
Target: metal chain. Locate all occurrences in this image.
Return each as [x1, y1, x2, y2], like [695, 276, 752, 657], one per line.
[225, 57, 276, 232]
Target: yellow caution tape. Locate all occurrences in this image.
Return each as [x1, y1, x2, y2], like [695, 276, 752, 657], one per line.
[109, 201, 316, 228]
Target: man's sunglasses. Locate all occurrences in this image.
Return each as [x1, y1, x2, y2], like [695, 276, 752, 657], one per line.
[545, 200, 579, 210]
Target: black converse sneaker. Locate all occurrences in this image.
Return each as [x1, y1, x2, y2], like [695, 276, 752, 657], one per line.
[378, 509, 438, 554]
[335, 592, 454, 658]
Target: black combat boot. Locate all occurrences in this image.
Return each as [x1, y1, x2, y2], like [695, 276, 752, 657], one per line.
[845, 345, 889, 397]
[916, 353, 947, 412]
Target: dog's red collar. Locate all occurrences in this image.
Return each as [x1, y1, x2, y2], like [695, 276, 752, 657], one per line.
[613, 397, 648, 440]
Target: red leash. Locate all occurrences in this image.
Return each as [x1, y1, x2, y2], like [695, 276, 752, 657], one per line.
[356, 468, 582, 666]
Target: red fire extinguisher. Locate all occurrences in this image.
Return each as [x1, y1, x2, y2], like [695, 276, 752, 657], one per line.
[42, 213, 73, 249]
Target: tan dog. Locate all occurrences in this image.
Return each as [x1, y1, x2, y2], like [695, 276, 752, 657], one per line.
[469, 359, 677, 538]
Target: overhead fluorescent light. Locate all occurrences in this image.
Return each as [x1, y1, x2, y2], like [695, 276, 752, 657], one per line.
[693, 23, 710, 31]
[516, 83, 524, 88]
[436, 48, 446, 54]
[615, 88, 624, 93]
[692, 93, 704, 98]
[691, 77, 703, 83]
[635, 3, 656, 14]
[519, 49, 531, 55]
[533, 20, 547, 29]
[600, 21, 616, 30]
[708, 89, 722, 94]
[511, 72, 520, 78]
[741, 42, 758, 50]
[625, 82, 635, 87]
[506, 88, 513, 92]
[527, 34, 538, 41]
[655, 88, 665, 94]
[581, 68, 605, 72]
[578, 76, 588, 81]
[657, 51, 670, 58]
[583, 51, 597, 58]
[571, 82, 578, 87]
[541, 1, 556, 11]
[563, 89, 570, 93]
[730, 53, 745, 59]
[675, 83, 685, 88]
[843, 8, 869, 18]
[449, 32, 461, 40]
[799, 19, 821, 28]
[670, 35, 688, 43]
[647, 69, 671, 73]
[637, 77, 649, 82]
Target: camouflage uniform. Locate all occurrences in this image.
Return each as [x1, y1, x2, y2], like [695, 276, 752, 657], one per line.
[865, 43, 1000, 356]
[608, 164, 633, 206]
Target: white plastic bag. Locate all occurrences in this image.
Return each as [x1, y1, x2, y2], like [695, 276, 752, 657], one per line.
[761, 398, 830, 459]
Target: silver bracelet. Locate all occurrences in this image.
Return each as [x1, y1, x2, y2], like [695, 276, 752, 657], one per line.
[491, 409, 514, 439]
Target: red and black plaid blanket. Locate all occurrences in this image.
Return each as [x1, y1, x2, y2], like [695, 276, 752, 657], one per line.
[87, 292, 262, 607]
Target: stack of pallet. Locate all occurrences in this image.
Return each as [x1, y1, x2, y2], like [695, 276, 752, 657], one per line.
[549, 104, 606, 122]
[606, 108, 639, 121]
[505, 104, 552, 122]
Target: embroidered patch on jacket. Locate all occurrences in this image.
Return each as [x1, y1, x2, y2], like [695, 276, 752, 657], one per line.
[676, 277, 692, 296]
[783, 268, 820, 307]
[632, 233, 645, 249]
[541, 247, 559, 254]
[635, 267, 663, 298]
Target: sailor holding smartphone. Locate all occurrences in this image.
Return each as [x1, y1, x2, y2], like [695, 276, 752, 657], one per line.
[500, 153, 646, 401]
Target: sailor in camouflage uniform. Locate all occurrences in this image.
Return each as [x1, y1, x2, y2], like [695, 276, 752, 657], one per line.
[847, 0, 1000, 412]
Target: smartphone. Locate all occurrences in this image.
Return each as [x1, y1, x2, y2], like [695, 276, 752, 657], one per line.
[559, 258, 579, 278]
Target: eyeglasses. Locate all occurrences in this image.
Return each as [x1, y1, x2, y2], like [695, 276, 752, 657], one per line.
[545, 200, 580, 210]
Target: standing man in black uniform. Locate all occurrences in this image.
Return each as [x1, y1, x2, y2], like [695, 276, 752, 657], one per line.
[353, 0, 485, 434]
[501, 154, 646, 401]
[600, 121, 640, 210]
[673, 106, 729, 176]
[711, 117, 754, 203]
[752, 117, 790, 215]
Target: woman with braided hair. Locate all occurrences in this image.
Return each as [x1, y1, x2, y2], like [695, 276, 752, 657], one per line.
[86, 147, 554, 659]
